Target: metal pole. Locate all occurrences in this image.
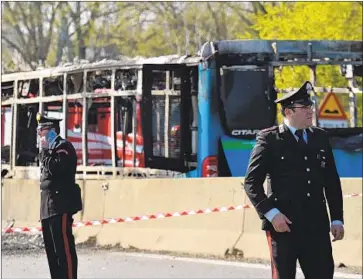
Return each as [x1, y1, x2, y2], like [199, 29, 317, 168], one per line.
[11, 80, 18, 170]
[164, 93, 170, 158]
[166, 71, 170, 90]
[62, 73, 68, 138]
[164, 71, 170, 158]
[82, 70, 88, 170]
[156, 101, 161, 156]
[348, 88, 357, 128]
[132, 99, 137, 166]
[191, 94, 198, 155]
[309, 65, 319, 126]
[122, 109, 127, 167]
[39, 77, 44, 114]
[82, 97, 88, 168]
[110, 69, 116, 169]
[346, 65, 357, 128]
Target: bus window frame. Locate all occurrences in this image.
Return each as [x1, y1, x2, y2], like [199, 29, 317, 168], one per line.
[141, 63, 191, 172]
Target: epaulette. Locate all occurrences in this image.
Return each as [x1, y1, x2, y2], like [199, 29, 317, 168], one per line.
[309, 126, 327, 133]
[259, 125, 279, 135]
[54, 137, 67, 148]
[58, 137, 67, 144]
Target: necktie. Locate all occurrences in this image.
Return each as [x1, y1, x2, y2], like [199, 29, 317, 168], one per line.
[295, 129, 306, 145]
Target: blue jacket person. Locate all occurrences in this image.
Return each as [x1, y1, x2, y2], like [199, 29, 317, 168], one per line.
[243, 81, 344, 279]
[37, 113, 82, 279]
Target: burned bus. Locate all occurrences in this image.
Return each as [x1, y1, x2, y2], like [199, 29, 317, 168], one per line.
[1, 40, 362, 179]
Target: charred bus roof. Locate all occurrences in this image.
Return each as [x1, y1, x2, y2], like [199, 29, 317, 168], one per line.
[1, 55, 201, 82]
[200, 40, 363, 65]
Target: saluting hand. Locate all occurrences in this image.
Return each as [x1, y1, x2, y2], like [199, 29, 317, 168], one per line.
[331, 224, 344, 242]
[272, 213, 292, 233]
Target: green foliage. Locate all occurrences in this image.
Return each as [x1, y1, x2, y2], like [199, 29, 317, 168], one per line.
[2, 2, 63, 69]
[250, 2, 362, 88]
[105, 2, 259, 57]
[253, 2, 362, 41]
[249, 2, 363, 127]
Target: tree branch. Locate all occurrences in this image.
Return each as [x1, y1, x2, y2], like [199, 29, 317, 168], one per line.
[1, 37, 35, 69]
[95, 9, 121, 18]
[225, 2, 259, 37]
[28, 3, 38, 49]
[35, 2, 45, 60]
[16, 2, 32, 35]
[253, 2, 268, 14]
[66, 2, 79, 21]
[3, 2, 28, 48]
[207, 3, 221, 39]
[44, 2, 62, 57]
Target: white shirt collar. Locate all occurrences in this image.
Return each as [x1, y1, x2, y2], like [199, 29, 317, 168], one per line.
[283, 118, 308, 138]
[284, 118, 298, 134]
[283, 119, 314, 133]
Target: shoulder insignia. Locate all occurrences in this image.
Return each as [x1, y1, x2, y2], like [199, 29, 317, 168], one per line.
[310, 126, 327, 133]
[57, 138, 68, 146]
[259, 126, 278, 135]
[278, 124, 285, 133]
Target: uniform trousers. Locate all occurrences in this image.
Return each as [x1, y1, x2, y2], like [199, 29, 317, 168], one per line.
[41, 213, 78, 279]
[266, 229, 334, 279]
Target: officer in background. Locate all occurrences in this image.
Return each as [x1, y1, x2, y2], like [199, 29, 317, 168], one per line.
[243, 81, 344, 279]
[37, 113, 82, 279]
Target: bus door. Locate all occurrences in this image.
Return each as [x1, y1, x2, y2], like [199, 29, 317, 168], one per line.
[141, 64, 191, 172]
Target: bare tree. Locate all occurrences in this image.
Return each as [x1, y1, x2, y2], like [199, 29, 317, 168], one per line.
[2, 2, 61, 70]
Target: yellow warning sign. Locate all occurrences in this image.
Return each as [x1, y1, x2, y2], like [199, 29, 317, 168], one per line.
[318, 92, 347, 120]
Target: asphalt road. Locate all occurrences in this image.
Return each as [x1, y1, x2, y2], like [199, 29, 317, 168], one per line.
[2, 249, 361, 279]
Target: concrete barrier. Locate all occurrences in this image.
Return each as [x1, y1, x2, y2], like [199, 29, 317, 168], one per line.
[2, 177, 362, 268]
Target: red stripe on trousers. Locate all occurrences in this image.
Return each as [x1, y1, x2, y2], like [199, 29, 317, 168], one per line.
[62, 213, 73, 279]
[266, 231, 278, 279]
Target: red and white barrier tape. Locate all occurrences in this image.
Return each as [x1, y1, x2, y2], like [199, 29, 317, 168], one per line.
[344, 193, 362, 198]
[3, 193, 362, 234]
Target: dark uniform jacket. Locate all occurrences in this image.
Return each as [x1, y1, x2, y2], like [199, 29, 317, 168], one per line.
[39, 135, 82, 220]
[244, 124, 343, 233]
